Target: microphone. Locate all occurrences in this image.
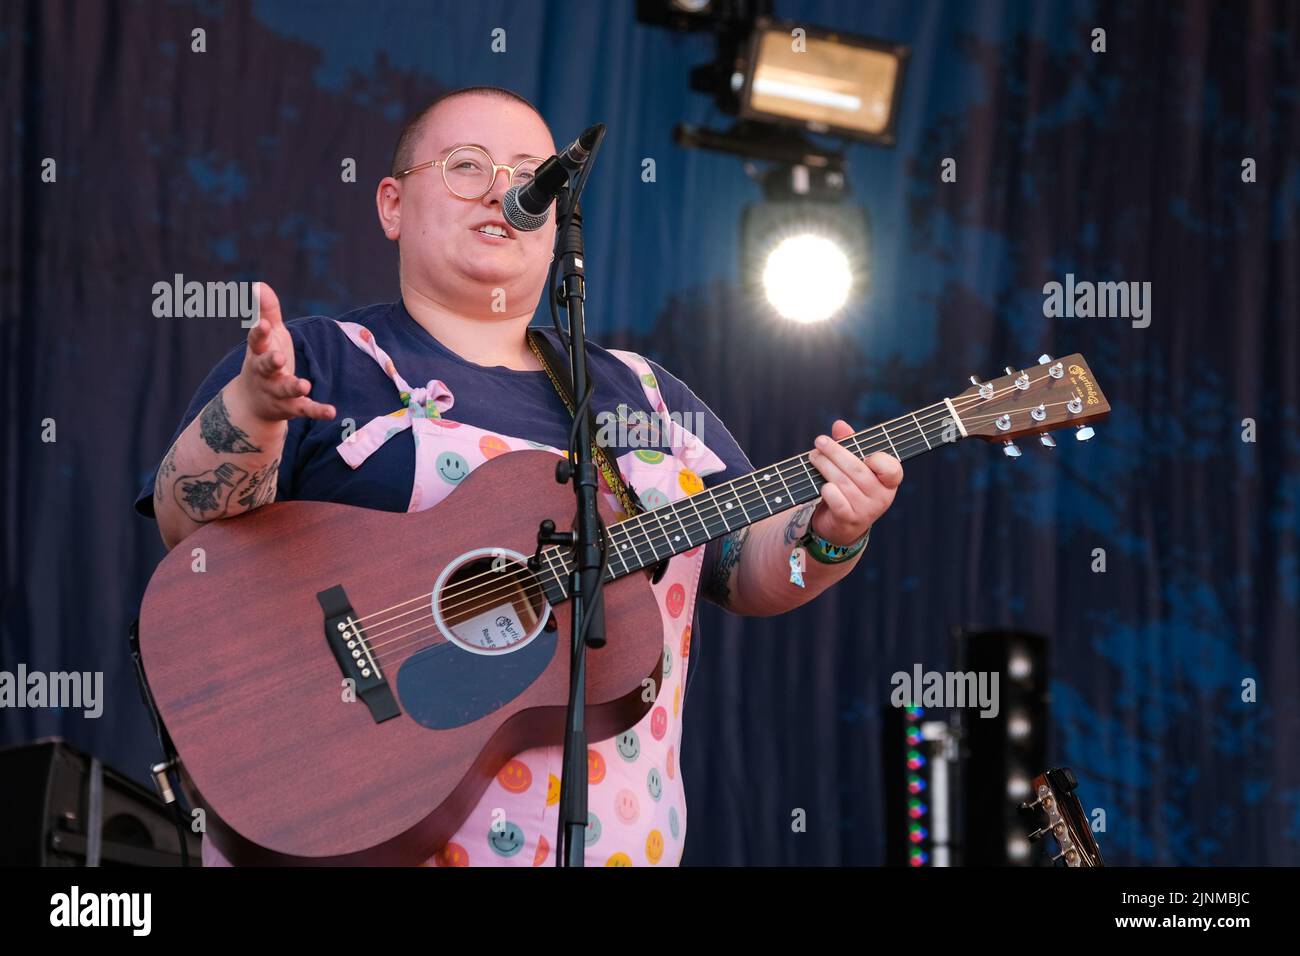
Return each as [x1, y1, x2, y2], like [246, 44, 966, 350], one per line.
[502, 123, 603, 232]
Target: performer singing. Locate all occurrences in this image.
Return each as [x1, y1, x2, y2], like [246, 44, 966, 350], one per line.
[134, 86, 904, 867]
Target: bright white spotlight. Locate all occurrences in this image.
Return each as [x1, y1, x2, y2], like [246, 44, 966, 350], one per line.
[760, 233, 852, 323]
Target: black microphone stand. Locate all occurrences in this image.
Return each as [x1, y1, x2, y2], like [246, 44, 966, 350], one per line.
[534, 134, 608, 867]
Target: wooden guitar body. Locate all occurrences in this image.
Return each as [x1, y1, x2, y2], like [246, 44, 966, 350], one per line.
[138, 450, 663, 865]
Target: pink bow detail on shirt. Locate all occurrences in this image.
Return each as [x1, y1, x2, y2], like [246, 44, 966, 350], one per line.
[336, 378, 454, 469]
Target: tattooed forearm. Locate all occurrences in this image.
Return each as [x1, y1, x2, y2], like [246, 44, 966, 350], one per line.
[705, 527, 750, 608]
[236, 458, 280, 510]
[199, 391, 261, 453]
[782, 504, 815, 544]
[173, 462, 249, 522]
[154, 442, 178, 502]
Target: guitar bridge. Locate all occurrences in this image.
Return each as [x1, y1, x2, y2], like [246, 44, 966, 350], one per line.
[317, 585, 401, 724]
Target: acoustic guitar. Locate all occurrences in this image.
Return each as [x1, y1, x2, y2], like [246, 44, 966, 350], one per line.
[138, 354, 1110, 864]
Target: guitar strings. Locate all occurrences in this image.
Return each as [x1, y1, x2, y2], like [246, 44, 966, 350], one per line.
[285, 422, 967, 694]
[357, 393, 1082, 670]
[359, 421, 996, 669]
[356, 395, 1059, 668]
[355, 396, 965, 644]
[348, 376, 1033, 636]
[350, 374, 1069, 652]
[270, 382, 1078, 694]
[357, 378, 1058, 637]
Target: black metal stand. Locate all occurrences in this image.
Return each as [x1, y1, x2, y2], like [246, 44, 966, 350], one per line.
[535, 168, 608, 868]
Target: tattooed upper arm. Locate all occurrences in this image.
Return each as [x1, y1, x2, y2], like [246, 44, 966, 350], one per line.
[703, 526, 750, 610]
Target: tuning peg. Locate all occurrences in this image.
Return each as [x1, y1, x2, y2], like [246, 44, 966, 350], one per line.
[1075, 425, 1095, 441]
[1005, 366, 1016, 376]
[1038, 353, 1053, 364]
[1039, 433, 1056, 447]
[1002, 441, 1022, 458]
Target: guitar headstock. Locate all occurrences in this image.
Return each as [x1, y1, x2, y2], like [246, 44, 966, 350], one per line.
[1019, 767, 1105, 867]
[951, 354, 1110, 456]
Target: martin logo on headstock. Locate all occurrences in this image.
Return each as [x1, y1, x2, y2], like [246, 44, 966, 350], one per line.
[953, 353, 1111, 457]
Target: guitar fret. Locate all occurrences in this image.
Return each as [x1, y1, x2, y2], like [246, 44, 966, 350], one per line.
[682, 493, 712, 546]
[771, 460, 796, 508]
[750, 472, 776, 519]
[879, 425, 900, 458]
[623, 514, 658, 565]
[541, 547, 568, 601]
[666, 500, 696, 550]
[793, 454, 821, 500]
[910, 412, 932, 450]
[651, 510, 676, 560]
[610, 519, 651, 583]
[607, 525, 632, 576]
[717, 486, 748, 530]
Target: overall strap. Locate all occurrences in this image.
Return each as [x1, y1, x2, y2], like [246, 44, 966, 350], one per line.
[527, 328, 643, 520]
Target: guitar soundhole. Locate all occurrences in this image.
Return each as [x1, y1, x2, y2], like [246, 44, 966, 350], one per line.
[431, 548, 550, 656]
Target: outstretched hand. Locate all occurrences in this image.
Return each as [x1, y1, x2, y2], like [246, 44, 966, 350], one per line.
[232, 282, 336, 423]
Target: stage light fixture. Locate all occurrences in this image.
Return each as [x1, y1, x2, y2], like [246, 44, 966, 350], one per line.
[644, 5, 901, 324]
[735, 19, 909, 145]
[740, 164, 869, 324]
[759, 233, 851, 323]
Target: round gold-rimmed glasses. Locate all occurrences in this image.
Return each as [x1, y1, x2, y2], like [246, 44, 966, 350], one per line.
[394, 145, 545, 200]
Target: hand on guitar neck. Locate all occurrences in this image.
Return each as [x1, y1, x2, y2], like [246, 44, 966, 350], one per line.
[704, 417, 904, 617]
[153, 282, 336, 551]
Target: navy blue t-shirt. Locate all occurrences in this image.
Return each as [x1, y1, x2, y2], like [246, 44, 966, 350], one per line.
[134, 300, 754, 678]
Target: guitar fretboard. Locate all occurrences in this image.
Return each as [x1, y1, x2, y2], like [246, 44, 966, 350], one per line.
[535, 399, 959, 602]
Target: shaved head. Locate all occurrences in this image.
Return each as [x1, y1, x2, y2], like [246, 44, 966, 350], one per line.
[391, 86, 550, 177]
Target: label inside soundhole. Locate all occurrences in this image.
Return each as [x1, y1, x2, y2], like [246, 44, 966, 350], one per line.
[432, 548, 549, 656]
[459, 605, 525, 650]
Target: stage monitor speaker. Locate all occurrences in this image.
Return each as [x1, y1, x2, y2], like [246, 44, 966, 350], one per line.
[0, 737, 199, 866]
